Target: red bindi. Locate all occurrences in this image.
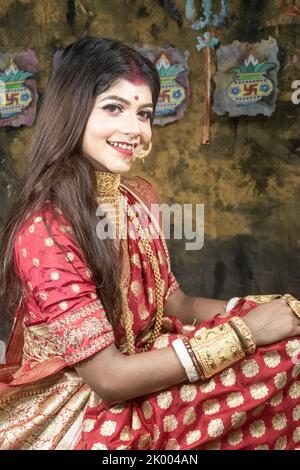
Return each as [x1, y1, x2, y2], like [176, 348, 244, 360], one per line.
[134, 95, 139, 100]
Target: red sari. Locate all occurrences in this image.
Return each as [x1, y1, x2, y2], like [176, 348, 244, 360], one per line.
[0, 176, 300, 450]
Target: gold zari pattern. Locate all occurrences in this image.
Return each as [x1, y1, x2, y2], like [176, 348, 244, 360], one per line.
[0, 371, 90, 450]
[22, 308, 114, 366]
[229, 316, 256, 355]
[95, 171, 123, 239]
[244, 294, 282, 303]
[245, 292, 300, 321]
[189, 323, 245, 379]
[282, 294, 300, 320]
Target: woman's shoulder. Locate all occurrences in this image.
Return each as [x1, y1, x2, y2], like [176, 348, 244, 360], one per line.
[15, 203, 72, 250]
[13, 203, 82, 282]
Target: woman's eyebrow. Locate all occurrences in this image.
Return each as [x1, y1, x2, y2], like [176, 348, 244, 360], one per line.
[99, 95, 153, 108]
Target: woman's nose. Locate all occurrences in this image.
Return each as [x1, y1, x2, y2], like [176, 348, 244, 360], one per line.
[123, 112, 141, 135]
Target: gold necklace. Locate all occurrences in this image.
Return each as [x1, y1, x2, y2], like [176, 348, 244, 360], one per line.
[95, 171, 164, 354]
[95, 171, 121, 238]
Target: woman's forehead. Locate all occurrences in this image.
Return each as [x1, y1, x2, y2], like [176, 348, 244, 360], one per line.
[98, 78, 153, 103]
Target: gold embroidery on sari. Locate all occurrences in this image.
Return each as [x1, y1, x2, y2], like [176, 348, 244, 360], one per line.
[0, 370, 90, 450]
[130, 280, 142, 297]
[23, 323, 62, 363]
[138, 303, 150, 321]
[147, 287, 154, 305]
[131, 253, 142, 268]
[23, 299, 114, 365]
[49, 299, 109, 331]
[66, 333, 114, 364]
[244, 294, 282, 303]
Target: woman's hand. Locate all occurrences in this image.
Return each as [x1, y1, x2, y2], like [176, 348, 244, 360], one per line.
[242, 298, 300, 347]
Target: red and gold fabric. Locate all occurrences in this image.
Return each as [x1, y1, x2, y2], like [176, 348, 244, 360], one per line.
[0, 176, 299, 450]
[79, 299, 300, 450]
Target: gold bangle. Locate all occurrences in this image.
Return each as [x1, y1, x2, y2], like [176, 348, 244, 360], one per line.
[229, 316, 256, 355]
[282, 294, 300, 320]
[189, 323, 245, 379]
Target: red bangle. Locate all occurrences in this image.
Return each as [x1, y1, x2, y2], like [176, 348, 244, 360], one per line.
[182, 337, 205, 380]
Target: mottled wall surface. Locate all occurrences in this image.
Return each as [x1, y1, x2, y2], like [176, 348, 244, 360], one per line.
[1, 0, 300, 300]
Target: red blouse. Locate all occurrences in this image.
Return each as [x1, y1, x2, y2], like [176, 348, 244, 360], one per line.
[14, 206, 115, 365]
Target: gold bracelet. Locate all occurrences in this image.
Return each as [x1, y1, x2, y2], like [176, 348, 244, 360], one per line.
[189, 323, 245, 379]
[282, 294, 300, 319]
[229, 316, 256, 355]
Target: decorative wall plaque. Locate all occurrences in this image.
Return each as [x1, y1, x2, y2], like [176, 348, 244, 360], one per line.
[213, 37, 279, 117]
[0, 50, 38, 127]
[138, 46, 190, 126]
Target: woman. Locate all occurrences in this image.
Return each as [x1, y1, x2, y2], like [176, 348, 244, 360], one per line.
[0, 36, 300, 450]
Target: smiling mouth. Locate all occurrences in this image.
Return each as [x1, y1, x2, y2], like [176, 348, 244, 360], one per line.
[107, 140, 138, 151]
[107, 140, 138, 157]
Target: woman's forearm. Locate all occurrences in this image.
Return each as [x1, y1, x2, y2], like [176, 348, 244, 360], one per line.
[165, 290, 227, 324]
[108, 347, 187, 404]
[76, 343, 187, 405]
[108, 298, 227, 402]
[164, 288, 227, 324]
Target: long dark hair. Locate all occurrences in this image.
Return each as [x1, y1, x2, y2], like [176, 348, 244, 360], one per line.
[0, 36, 160, 340]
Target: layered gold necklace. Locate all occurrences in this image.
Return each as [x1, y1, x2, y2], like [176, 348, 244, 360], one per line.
[95, 171, 164, 354]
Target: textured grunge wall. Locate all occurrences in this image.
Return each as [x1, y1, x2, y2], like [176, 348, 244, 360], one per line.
[1, 0, 300, 301]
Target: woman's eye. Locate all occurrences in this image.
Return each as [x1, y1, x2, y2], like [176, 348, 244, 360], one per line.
[138, 110, 153, 121]
[103, 104, 123, 113]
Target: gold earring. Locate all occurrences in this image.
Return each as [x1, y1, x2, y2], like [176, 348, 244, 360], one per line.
[133, 141, 152, 161]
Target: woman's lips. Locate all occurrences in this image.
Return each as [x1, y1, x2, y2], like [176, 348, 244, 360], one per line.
[107, 141, 134, 157]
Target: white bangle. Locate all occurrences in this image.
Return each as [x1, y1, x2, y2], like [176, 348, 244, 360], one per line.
[171, 338, 200, 383]
[225, 297, 241, 313]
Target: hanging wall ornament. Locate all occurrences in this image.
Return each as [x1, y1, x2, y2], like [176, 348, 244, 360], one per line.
[0, 50, 38, 127]
[189, 0, 229, 30]
[137, 46, 190, 126]
[185, 0, 196, 21]
[213, 36, 279, 117]
[196, 32, 219, 144]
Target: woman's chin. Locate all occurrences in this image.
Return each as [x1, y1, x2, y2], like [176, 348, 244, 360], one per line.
[113, 159, 135, 174]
